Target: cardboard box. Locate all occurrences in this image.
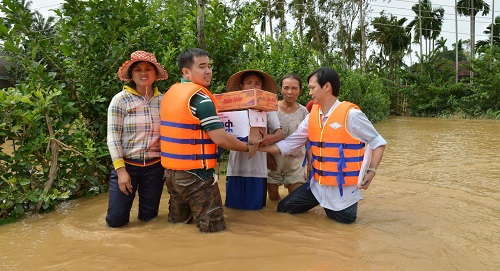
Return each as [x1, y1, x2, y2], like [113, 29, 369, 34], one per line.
[218, 109, 267, 145]
[214, 89, 278, 112]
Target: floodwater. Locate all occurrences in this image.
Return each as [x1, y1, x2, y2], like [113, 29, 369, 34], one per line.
[1, 116, 499, 271]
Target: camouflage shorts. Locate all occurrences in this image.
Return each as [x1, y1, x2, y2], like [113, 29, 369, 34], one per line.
[164, 169, 226, 233]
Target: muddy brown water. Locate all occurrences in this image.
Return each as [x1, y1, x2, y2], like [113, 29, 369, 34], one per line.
[1, 116, 499, 271]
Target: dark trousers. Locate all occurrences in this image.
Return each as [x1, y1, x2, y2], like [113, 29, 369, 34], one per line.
[277, 182, 358, 224]
[106, 162, 164, 227]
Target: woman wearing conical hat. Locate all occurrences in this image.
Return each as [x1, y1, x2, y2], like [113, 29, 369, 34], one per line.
[224, 70, 285, 210]
[106, 50, 168, 227]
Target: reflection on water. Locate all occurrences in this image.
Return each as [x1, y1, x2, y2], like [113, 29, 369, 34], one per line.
[1, 117, 499, 271]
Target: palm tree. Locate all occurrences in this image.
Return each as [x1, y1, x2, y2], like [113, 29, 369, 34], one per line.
[457, 0, 490, 58]
[429, 5, 445, 52]
[408, 0, 445, 56]
[476, 16, 500, 52]
[252, 0, 271, 35]
[435, 37, 447, 52]
[31, 11, 56, 37]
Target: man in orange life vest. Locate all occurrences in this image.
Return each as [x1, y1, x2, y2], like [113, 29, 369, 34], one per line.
[257, 67, 387, 223]
[160, 48, 257, 233]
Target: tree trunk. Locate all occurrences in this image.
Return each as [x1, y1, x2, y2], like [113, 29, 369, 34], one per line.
[339, 0, 346, 66]
[359, 0, 365, 70]
[36, 111, 60, 212]
[455, 0, 459, 83]
[419, 1, 423, 72]
[197, 0, 206, 49]
[268, 0, 273, 42]
[470, 0, 474, 80]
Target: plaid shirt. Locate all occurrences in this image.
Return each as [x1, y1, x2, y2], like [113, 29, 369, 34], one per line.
[107, 85, 163, 169]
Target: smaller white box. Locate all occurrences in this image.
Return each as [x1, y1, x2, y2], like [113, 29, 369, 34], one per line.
[218, 109, 267, 144]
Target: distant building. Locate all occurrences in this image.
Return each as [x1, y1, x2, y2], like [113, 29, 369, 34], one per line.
[447, 61, 473, 81]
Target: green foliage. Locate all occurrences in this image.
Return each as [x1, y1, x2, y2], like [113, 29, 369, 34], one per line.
[403, 55, 470, 117]
[0, 0, 182, 220]
[204, 0, 261, 92]
[0, 84, 104, 221]
[369, 11, 411, 80]
[241, 33, 318, 105]
[463, 45, 500, 118]
[399, 45, 500, 119]
[338, 70, 390, 122]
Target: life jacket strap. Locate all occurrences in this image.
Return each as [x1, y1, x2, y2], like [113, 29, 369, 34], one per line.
[313, 168, 360, 177]
[161, 120, 202, 130]
[161, 152, 219, 161]
[309, 141, 365, 150]
[161, 136, 213, 145]
[311, 154, 363, 163]
[311, 168, 360, 197]
[302, 141, 312, 167]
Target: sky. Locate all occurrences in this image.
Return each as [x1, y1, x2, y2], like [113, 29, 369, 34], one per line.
[22, 0, 500, 64]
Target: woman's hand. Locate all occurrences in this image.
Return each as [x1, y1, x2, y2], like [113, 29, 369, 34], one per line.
[116, 167, 133, 195]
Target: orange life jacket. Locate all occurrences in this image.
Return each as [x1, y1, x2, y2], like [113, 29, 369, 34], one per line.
[308, 102, 365, 196]
[160, 82, 218, 170]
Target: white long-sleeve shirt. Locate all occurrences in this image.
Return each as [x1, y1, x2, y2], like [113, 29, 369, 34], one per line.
[276, 100, 387, 211]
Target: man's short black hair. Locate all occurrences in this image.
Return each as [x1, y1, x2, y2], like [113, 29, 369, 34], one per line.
[178, 48, 210, 72]
[307, 67, 340, 96]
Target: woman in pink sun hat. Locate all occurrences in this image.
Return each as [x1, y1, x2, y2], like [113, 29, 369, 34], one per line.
[106, 50, 168, 227]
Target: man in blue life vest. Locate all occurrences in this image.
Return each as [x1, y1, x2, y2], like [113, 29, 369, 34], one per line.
[257, 67, 387, 223]
[160, 48, 257, 233]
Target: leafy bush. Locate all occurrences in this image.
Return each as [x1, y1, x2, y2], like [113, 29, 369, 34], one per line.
[339, 70, 390, 122]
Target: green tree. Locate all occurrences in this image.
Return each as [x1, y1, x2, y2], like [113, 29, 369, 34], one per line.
[370, 12, 411, 80]
[476, 16, 500, 52]
[457, 0, 490, 60]
[466, 45, 500, 117]
[274, 0, 287, 35]
[304, 0, 333, 59]
[288, 0, 307, 43]
[334, 0, 362, 69]
[435, 37, 447, 52]
[204, 0, 261, 90]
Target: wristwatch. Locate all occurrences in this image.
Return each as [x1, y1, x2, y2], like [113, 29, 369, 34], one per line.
[367, 167, 376, 174]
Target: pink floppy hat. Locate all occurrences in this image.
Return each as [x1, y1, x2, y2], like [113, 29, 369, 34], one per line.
[117, 50, 168, 82]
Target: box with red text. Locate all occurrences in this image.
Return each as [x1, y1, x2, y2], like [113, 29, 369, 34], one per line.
[214, 89, 278, 112]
